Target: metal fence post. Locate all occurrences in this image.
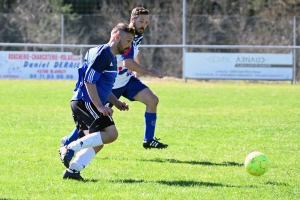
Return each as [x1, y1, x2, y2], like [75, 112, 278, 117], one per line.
[182, 0, 187, 82]
[293, 16, 297, 84]
[61, 14, 64, 52]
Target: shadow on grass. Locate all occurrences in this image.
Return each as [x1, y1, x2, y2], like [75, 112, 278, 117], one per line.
[109, 179, 250, 188]
[139, 158, 243, 167]
[0, 198, 13, 200]
[67, 178, 289, 188]
[82, 179, 99, 183]
[266, 181, 289, 186]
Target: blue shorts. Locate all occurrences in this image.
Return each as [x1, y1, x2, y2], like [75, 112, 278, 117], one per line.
[112, 76, 148, 101]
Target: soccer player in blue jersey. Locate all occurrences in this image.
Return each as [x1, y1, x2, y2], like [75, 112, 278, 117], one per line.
[60, 22, 135, 180]
[59, 7, 168, 151]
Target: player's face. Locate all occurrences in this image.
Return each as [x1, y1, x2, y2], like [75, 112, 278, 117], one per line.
[133, 14, 149, 34]
[117, 33, 134, 54]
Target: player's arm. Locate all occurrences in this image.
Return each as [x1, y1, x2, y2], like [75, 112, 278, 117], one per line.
[85, 82, 113, 116]
[123, 46, 163, 78]
[123, 58, 163, 78]
[84, 53, 113, 116]
[107, 93, 129, 111]
[85, 82, 103, 109]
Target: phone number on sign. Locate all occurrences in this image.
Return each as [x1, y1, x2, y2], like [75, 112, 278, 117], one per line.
[29, 74, 75, 79]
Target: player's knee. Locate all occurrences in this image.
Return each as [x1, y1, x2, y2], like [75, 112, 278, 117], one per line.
[109, 132, 118, 143]
[106, 130, 118, 143]
[101, 125, 118, 144]
[149, 94, 159, 106]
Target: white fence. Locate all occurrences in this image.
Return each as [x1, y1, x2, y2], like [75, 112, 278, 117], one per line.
[0, 43, 298, 84]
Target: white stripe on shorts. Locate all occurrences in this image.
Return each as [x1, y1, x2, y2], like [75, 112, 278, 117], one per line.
[85, 102, 100, 119]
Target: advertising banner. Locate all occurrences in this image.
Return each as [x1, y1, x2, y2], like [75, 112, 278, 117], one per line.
[0, 51, 81, 80]
[184, 52, 293, 80]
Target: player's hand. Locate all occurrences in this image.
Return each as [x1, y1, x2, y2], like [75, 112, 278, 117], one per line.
[97, 106, 114, 116]
[149, 68, 163, 79]
[114, 100, 129, 111]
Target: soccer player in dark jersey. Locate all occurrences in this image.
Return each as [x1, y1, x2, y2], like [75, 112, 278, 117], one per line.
[60, 7, 168, 150]
[60, 23, 135, 180]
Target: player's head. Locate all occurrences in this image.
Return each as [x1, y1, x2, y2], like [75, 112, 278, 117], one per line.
[130, 7, 149, 35]
[110, 23, 135, 55]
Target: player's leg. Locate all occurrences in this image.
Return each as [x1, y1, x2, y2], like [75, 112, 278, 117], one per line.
[58, 117, 88, 163]
[133, 88, 168, 149]
[60, 97, 119, 167]
[60, 127, 80, 147]
[62, 100, 118, 178]
[58, 128, 81, 162]
[62, 129, 104, 180]
[62, 121, 91, 180]
[63, 100, 117, 162]
[59, 100, 115, 152]
[63, 125, 115, 180]
[60, 99, 115, 150]
[67, 124, 118, 152]
[63, 146, 102, 181]
[63, 125, 116, 180]
[59, 129, 100, 160]
[134, 87, 157, 134]
[64, 88, 125, 180]
[123, 76, 168, 149]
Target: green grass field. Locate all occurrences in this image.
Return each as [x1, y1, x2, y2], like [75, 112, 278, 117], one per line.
[0, 79, 299, 200]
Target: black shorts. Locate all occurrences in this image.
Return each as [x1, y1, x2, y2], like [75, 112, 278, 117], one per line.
[70, 99, 115, 134]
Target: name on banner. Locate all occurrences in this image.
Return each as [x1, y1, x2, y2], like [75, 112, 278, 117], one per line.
[23, 61, 80, 68]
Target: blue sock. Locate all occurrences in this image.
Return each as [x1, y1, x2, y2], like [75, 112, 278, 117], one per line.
[144, 112, 157, 142]
[65, 127, 79, 145]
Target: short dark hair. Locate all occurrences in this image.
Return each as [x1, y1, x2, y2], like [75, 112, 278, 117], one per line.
[111, 22, 135, 36]
[131, 7, 149, 19]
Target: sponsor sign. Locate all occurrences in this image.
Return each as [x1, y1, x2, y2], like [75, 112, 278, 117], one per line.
[184, 52, 293, 80]
[0, 51, 81, 79]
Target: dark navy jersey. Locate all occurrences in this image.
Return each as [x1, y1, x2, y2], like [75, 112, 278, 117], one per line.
[71, 44, 117, 104]
[113, 34, 143, 89]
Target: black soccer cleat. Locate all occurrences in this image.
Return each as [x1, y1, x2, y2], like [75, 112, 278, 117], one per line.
[143, 137, 168, 149]
[62, 169, 84, 181]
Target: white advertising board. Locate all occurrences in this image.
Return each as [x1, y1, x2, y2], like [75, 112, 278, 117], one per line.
[0, 51, 81, 80]
[184, 52, 293, 80]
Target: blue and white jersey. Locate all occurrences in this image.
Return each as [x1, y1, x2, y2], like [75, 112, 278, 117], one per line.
[71, 44, 117, 104]
[113, 34, 143, 89]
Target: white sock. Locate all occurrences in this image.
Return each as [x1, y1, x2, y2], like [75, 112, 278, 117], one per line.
[69, 148, 96, 172]
[67, 131, 103, 152]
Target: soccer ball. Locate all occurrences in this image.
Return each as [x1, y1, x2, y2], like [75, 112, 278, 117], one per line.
[244, 151, 269, 176]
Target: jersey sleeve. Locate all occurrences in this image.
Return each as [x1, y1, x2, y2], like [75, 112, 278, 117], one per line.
[84, 50, 111, 84]
[121, 43, 134, 60]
